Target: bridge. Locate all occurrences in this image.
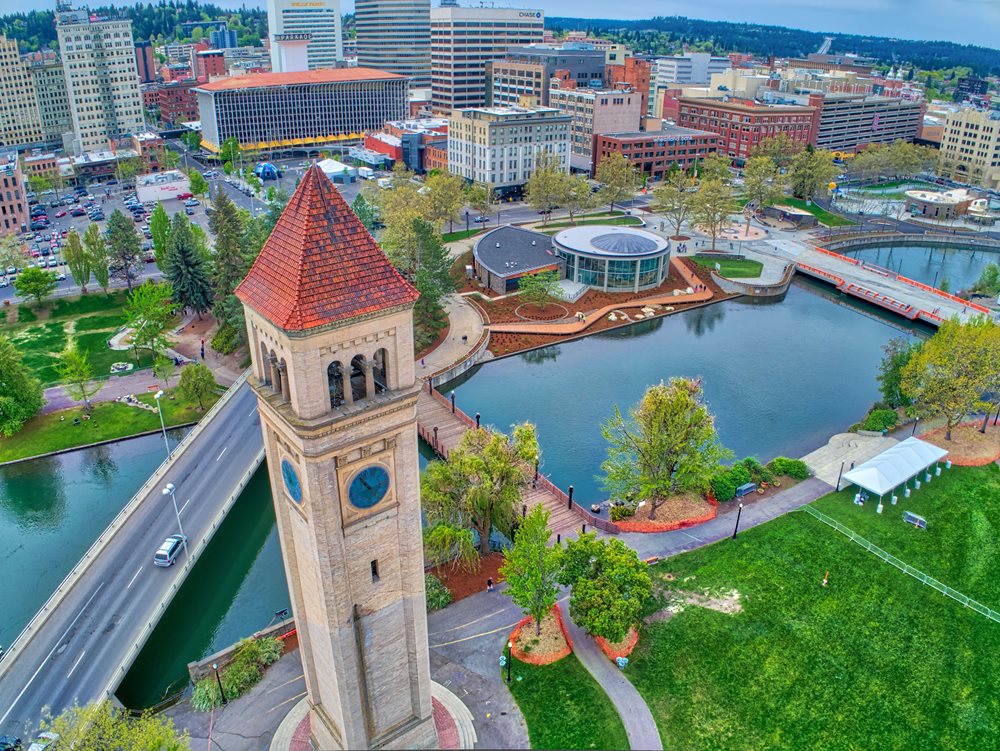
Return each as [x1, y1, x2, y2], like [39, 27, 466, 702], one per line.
[0, 377, 264, 736]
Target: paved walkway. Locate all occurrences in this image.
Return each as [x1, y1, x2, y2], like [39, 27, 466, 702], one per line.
[419, 294, 487, 377]
[41, 370, 166, 413]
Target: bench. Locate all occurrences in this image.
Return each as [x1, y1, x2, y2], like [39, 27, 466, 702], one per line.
[902, 511, 927, 530]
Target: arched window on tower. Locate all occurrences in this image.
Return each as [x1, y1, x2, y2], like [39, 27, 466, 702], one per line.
[373, 348, 388, 394]
[350, 354, 367, 402]
[328, 360, 345, 407]
[260, 342, 271, 386]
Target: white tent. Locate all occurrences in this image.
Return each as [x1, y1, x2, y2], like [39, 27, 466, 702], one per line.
[841, 437, 949, 497]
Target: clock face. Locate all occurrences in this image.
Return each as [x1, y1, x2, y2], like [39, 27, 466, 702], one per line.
[348, 465, 391, 509]
[281, 459, 303, 503]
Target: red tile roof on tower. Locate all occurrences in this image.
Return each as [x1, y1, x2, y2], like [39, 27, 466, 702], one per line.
[235, 165, 418, 331]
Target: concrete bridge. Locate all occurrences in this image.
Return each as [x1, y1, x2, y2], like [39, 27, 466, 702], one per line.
[0, 375, 264, 735]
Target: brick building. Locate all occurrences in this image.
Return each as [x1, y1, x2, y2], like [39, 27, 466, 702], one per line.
[158, 80, 201, 126]
[604, 57, 652, 116]
[0, 153, 28, 236]
[548, 88, 643, 173]
[196, 50, 227, 80]
[594, 125, 718, 182]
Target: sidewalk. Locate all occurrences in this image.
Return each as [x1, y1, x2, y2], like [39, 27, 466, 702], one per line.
[418, 293, 486, 376]
[41, 370, 166, 413]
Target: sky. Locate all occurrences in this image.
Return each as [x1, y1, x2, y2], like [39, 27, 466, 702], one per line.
[2, 0, 997, 49]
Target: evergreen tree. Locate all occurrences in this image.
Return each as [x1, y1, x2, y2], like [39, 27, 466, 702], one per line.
[351, 193, 376, 230]
[411, 219, 455, 351]
[164, 214, 214, 318]
[209, 188, 247, 325]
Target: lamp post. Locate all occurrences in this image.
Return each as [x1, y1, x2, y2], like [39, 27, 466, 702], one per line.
[911, 416, 919, 436]
[154, 390, 171, 457]
[506, 641, 513, 683]
[732, 502, 744, 540]
[212, 662, 228, 705]
[162, 483, 189, 560]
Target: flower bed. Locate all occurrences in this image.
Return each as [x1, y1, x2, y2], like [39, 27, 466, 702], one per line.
[509, 604, 573, 665]
[595, 626, 639, 661]
[614, 492, 718, 533]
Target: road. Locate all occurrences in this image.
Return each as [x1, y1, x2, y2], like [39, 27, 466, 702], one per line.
[0, 382, 264, 736]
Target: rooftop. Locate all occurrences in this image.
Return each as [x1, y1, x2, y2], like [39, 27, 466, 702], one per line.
[235, 165, 418, 331]
[195, 67, 404, 93]
[602, 125, 717, 141]
[553, 225, 669, 258]
[473, 226, 559, 278]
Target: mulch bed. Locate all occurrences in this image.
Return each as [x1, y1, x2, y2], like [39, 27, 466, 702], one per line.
[514, 302, 570, 321]
[595, 627, 639, 661]
[509, 605, 572, 665]
[921, 421, 1000, 465]
[614, 492, 717, 533]
[415, 320, 451, 361]
[427, 552, 506, 603]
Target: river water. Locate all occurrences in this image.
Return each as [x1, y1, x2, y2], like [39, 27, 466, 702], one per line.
[842, 244, 996, 293]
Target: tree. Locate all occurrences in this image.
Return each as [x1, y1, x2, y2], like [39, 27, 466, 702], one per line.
[377, 164, 426, 273]
[525, 150, 569, 225]
[210, 188, 247, 333]
[651, 170, 693, 239]
[37, 700, 190, 750]
[877, 337, 921, 409]
[115, 156, 144, 184]
[83, 223, 109, 294]
[63, 230, 91, 292]
[693, 152, 733, 184]
[0, 234, 26, 272]
[741, 155, 783, 232]
[558, 533, 652, 642]
[154, 354, 175, 388]
[178, 362, 217, 410]
[220, 136, 241, 166]
[517, 270, 561, 310]
[595, 152, 638, 211]
[222, 160, 234, 176]
[27, 174, 52, 195]
[124, 280, 175, 362]
[106, 209, 143, 292]
[500, 504, 562, 637]
[601, 378, 731, 518]
[422, 422, 539, 557]
[0, 334, 44, 436]
[564, 174, 598, 224]
[14, 266, 58, 305]
[164, 213, 213, 317]
[690, 178, 733, 251]
[423, 170, 466, 233]
[788, 146, 838, 200]
[971, 263, 1000, 296]
[351, 192, 376, 230]
[187, 168, 209, 197]
[412, 219, 456, 350]
[466, 182, 495, 219]
[181, 130, 201, 150]
[902, 318, 1000, 441]
[751, 134, 803, 170]
[149, 202, 171, 266]
[56, 343, 98, 409]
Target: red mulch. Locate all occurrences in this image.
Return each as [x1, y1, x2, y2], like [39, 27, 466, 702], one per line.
[615, 493, 718, 533]
[415, 320, 451, 361]
[509, 605, 573, 665]
[427, 552, 506, 603]
[595, 627, 639, 661]
[515, 302, 569, 321]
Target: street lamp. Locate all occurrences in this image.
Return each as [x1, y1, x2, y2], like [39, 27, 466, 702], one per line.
[212, 662, 228, 705]
[162, 482, 189, 560]
[154, 389, 171, 457]
[506, 641, 513, 683]
[732, 502, 744, 539]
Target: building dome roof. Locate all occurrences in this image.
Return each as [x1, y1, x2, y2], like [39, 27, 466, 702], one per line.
[590, 232, 659, 255]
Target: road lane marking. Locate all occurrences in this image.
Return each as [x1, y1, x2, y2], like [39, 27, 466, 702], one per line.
[248, 409, 256, 417]
[127, 566, 143, 589]
[265, 674, 305, 694]
[429, 620, 523, 649]
[428, 593, 568, 637]
[179, 498, 192, 514]
[216, 447, 227, 462]
[66, 651, 86, 679]
[0, 582, 105, 726]
[267, 691, 307, 713]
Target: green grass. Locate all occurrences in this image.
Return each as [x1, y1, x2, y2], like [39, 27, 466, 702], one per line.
[627, 464, 1000, 750]
[543, 215, 643, 231]
[9, 320, 68, 385]
[690, 255, 763, 279]
[73, 313, 126, 333]
[505, 652, 630, 750]
[779, 197, 856, 227]
[75, 331, 154, 378]
[856, 180, 938, 193]
[442, 228, 484, 243]
[0, 386, 221, 463]
[49, 291, 128, 319]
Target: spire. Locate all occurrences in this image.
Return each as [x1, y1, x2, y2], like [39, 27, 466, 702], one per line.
[236, 165, 418, 331]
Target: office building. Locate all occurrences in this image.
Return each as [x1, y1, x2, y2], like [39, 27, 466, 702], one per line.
[267, 0, 343, 72]
[28, 58, 73, 147]
[937, 108, 1000, 189]
[135, 40, 156, 83]
[56, 4, 145, 154]
[447, 106, 570, 196]
[548, 88, 643, 173]
[487, 45, 605, 107]
[195, 68, 407, 151]
[605, 56, 652, 117]
[158, 80, 200, 126]
[430, 6, 544, 113]
[676, 97, 817, 164]
[0, 153, 27, 235]
[0, 36, 44, 149]
[594, 126, 719, 183]
[196, 50, 227, 79]
[210, 27, 239, 50]
[656, 53, 730, 86]
[364, 118, 448, 172]
[355, 0, 431, 89]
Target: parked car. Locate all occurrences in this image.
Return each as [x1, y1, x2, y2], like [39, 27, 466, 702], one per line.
[184, 198, 200, 207]
[203, 170, 218, 178]
[54, 210, 67, 218]
[30, 220, 49, 230]
[70, 207, 86, 217]
[107, 178, 118, 185]
[176, 192, 194, 200]
[153, 534, 187, 566]
[184, 207, 195, 215]
[473, 215, 490, 223]
[0, 735, 22, 750]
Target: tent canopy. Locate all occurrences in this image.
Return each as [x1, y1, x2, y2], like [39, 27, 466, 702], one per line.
[841, 437, 948, 497]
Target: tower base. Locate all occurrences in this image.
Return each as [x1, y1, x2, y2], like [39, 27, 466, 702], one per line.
[309, 705, 439, 750]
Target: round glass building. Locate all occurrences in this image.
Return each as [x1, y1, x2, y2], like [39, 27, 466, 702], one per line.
[552, 226, 671, 293]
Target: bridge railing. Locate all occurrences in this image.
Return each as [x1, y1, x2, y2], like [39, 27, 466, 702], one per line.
[0, 370, 252, 676]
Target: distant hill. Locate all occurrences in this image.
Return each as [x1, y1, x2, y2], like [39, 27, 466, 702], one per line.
[547, 16, 1000, 76]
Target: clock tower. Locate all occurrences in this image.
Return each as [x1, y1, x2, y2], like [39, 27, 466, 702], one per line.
[236, 166, 438, 750]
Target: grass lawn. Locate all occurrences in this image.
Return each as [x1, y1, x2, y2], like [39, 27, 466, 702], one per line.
[627, 464, 1000, 750]
[856, 180, 938, 193]
[0, 386, 222, 463]
[442, 228, 484, 243]
[780, 197, 856, 227]
[505, 653, 629, 750]
[690, 254, 763, 279]
[541, 216, 644, 234]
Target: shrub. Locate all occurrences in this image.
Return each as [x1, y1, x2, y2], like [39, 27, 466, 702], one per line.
[17, 305, 37, 323]
[729, 464, 752, 487]
[610, 504, 635, 522]
[190, 636, 284, 711]
[862, 408, 898, 432]
[768, 457, 809, 480]
[711, 471, 737, 503]
[211, 324, 240, 355]
[738, 457, 774, 485]
[425, 573, 452, 612]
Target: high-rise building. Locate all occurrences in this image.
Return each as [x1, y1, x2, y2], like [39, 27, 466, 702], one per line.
[356, 0, 430, 89]
[605, 56, 652, 117]
[794, 92, 923, 152]
[656, 53, 730, 86]
[267, 0, 343, 72]
[27, 58, 73, 146]
[0, 36, 44, 149]
[135, 40, 156, 83]
[430, 6, 544, 113]
[0, 152, 28, 236]
[209, 27, 239, 50]
[56, 4, 145, 154]
[548, 88, 643, 173]
[447, 106, 570, 196]
[937, 108, 1000, 189]
[487, 45, 605, 107]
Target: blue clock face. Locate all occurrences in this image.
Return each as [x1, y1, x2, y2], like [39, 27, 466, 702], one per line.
[348, 465, 391, 509]
[281, 459, 303, 503]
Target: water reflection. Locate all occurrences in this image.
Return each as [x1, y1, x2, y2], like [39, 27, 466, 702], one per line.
[684, 304, 725, 337]
[84, 444, 119, 488]
[520, 345, 561, 365]
[0, 457, 67, 530]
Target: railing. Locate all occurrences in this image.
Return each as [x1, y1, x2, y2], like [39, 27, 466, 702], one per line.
[429, 329, 492, 389]
[0, 370, 252, 676]
[801, 505, 1000, 624]
[795, 262, 845, 285]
